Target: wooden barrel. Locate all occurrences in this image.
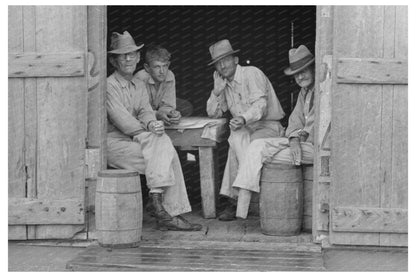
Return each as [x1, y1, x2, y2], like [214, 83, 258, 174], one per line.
[260, 163, 303, 236]
[302, 165, 314, 232]
[96, 170, 142, 248]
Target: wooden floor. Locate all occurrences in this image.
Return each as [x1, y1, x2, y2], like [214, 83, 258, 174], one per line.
[67, 211, 324, 271]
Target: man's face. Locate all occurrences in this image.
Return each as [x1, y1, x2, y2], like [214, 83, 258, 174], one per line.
[113, 51, 140, 75]
[294, 66, 314, 89]
[145, 60, 170, 83]
[214, 55, 238, 81]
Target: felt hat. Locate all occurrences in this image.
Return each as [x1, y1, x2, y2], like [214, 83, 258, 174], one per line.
[208, 39, 240, 66]
[284, 45, 315, 75]
[108, 31, 144, 54]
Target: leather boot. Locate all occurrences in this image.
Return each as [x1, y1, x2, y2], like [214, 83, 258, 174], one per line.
[218, 198, 237, 221]
[146, 192, 172, 222]
[147, 193, 202, 231]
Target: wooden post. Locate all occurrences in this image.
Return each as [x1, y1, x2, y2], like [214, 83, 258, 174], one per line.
[313, 5, 333, 244]
[86, 6, 107, 234]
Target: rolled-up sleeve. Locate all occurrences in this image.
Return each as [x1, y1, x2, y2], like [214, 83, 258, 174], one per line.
[240, 68, 267, 124]
[207, 87, 228, 118]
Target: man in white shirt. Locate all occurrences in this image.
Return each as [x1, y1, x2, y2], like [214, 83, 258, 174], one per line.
[206, 39, 285, 221]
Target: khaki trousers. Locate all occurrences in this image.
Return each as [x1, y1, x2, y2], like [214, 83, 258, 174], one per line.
[231, 137, 314, 193]
[219, 122, 283, 199]
[107, 132, 191, 217]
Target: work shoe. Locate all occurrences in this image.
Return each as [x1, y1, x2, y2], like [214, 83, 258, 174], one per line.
[146, 192, 172, 221]
[157, 215, 203, 231]
[218, 204, 237, 221]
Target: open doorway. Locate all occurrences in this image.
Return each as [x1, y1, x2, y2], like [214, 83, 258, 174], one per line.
[106, 5, 316, 231]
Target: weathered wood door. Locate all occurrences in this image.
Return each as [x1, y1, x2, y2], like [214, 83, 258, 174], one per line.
[8, 6, 88, 239]
[330, 6, 407, 246]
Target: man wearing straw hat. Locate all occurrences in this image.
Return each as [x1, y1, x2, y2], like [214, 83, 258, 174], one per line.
[106, 31, 201, 231]
[232, 45, 316, 219]
[206, 39, 286, 221]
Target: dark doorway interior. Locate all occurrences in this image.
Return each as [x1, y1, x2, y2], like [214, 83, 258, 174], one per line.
[107, 6, 316, 210]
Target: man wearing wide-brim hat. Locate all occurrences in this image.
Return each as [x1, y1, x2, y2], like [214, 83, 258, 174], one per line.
[206, 39, 286, 221]
[231, 45, 316, 219]
[106, 31, 201, 231]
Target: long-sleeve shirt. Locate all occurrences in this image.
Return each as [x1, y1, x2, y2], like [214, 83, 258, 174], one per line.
[134, 69, 176, 114]
[285, 87, 315, 144]
[107, 70, 156, 139]
[206, 65, 285, 127]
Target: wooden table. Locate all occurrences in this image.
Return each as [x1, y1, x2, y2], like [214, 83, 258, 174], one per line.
[165, 117, 228, 219]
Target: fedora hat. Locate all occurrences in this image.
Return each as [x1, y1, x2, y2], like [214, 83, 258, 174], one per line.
[284, 45, 315, 75]
[108, 31, 144, 54]
[208, 39, 240, 66]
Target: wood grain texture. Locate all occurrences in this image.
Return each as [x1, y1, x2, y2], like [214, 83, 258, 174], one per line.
[198, 147, 217, 219]
[336, 58, 407, 84]
[8, 52, 85, 77]
[330, 5, 385, 246]
[96, 172, 142, 247]
[31, 6, 88, 238]
[8, 5, 27, 240]
[331, 207, 407, 233]
[9, 198, 84, 225]
[260, 165, 303, 236]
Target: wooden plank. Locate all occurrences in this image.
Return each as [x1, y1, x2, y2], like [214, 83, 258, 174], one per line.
[330, 5, 385, 246]
[23, 5, 38, 239]
[313, 6, 334, 241]
[86, 148, 101, 180]
[8, 6, 27, 241]
[87, 6, 107, 167]
[380, 5, 408, 247]
[198, 147, 217, 218]
[9, 52, 85, 77]
[33, 6, 88, 238]
[336, 58, 407, 84]
[9, 198, 84, 225]
[332, 207, 407, 233]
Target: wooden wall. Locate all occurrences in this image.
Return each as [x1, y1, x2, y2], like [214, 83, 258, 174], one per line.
[329, 6, 407, 246]
[8, 6, 90, 239]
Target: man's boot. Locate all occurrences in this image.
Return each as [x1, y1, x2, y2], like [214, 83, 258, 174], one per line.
[218, 198, 237, 221]
[146, 192, 202, 231]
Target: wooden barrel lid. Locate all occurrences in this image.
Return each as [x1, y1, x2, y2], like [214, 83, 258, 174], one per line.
[98, 169, 139, 177]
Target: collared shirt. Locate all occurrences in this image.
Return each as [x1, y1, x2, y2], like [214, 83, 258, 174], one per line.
[285, 86, 315, 144]
[206, 65, 285, 126]
[107, 70, 156, 138]
[134, 69, 176, 114]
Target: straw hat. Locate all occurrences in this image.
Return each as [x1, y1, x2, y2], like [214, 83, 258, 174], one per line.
[208, 39, 240, 66]
[284, 45, 314, 75]
[108, 31, 144, 54]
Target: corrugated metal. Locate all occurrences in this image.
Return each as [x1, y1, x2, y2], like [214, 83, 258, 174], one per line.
[108, 6, 316, 207]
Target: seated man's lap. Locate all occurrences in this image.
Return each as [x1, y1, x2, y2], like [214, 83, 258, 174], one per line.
[107, 137, 146, 173]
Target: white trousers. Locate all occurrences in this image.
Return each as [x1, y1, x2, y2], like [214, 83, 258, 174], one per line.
[107, 132, 191, 217]
[220, 133, 314, 198]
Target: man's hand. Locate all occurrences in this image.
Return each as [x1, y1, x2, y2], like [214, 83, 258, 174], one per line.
[289, 137, 302, 165]
[167, 110, 181, 125]
[156, 110, 172, 126]
[229, 116, 245, 131]
[213, 71, 227, 96]
[148, 120, 165, 136]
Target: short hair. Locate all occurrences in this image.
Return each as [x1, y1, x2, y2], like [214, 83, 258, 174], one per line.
[145, 45, 171, 64]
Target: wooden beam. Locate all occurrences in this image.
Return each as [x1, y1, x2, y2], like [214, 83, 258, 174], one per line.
[9, 198, 84, 225]
[331, 207, 407, 233]
[8, 52, 85, 77]
[336, 58, 407, 84]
